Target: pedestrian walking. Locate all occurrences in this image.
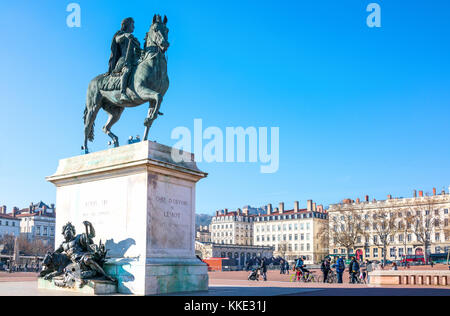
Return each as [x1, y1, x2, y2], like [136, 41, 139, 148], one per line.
[285, 261, 290, 275]
[349, 257, 360, 284]
[365, 259, 373, 284]
[321, 257, 331, 283]
[260, 258, 268, 281]
[335, 256, 345, 283]
[392, 262, 398, 270]
[279, 260, 285, 274]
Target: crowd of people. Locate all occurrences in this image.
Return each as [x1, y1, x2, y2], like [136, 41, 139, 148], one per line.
[0, 261, 41, 273]
[245, 254, 425, 284]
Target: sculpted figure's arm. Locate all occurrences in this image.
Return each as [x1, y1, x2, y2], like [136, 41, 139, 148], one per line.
[115, 32, 134, 44]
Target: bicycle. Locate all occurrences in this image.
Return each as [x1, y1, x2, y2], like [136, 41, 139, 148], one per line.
[349, 271, 366, 284]
[290, 268, 302, 282]
[319, 270, 337, 283]
[300, 270, 316, 283]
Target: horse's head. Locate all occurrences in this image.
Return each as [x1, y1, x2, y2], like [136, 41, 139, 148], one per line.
[145, 14, 170, 53]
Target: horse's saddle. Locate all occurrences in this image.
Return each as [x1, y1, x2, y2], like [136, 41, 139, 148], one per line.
[98, 73, 122, 91]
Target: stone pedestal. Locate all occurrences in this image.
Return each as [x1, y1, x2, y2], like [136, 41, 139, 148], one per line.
[38, 277, 117, 295]
[46, 141, 208, 295]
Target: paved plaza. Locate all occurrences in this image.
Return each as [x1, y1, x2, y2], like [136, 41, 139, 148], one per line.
[1, 268, 450, 296]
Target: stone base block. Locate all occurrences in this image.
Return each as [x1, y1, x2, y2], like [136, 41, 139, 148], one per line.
[104, 258, 208, 295]
[46, 141, 209, 295]
[145, 258, 208, 295]
[38, 277, 117, 295]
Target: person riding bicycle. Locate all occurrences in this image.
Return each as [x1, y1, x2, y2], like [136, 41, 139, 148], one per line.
[295, 256, 310, 279]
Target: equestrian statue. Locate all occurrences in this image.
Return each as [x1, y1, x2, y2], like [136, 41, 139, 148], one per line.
[82, 15, 170, 153]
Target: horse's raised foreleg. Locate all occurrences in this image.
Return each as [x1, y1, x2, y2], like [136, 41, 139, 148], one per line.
[143, 100, 161, 141]
[136, 87, 162, 141]
[102, 104, 124, 148]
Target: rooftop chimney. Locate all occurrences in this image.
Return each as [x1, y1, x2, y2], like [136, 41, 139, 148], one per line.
[0, 205, 6, 214]
[388, 194, 392, 200]
[307, 200, 313, 212]
[433, 188, 436, 196]
[243, 209, 249, 216]
[294, 201, 299, 212]
[224, 208, 228, 215]
[419, 191, 423, 197]
[313, 202, 317, 212]
[279, 202, 284, 214]
[413, 190, 417, 198]
[215, 210, 219, 216]
[317, 205, 323, 213]
[356, 198, 360, 203]
[365, 195, 369, 202]
[267, 204, 273, 215]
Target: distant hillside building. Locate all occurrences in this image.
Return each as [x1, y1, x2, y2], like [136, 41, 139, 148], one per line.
[196, 225, 211, 243]
[15, 201, 56, 246]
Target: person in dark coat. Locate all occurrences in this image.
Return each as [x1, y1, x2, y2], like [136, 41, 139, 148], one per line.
[259, 258, 268, 281]
[349, 257, 360, 284]
[321, 257, 331, 283]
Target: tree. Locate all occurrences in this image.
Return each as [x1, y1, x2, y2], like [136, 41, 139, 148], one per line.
[397, 210, 415, 263]
[407, 197, 443, 264]
[443, 221, 450, 264]
[364, 208, 400, 265]
[277, 241, 288, 259]
[329, 204, 364, 259]
[0, 234, 15, 255]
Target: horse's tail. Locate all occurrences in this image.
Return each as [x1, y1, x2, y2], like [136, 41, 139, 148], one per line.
[83, 105, 95, 142]
[84, 76, 102, 142]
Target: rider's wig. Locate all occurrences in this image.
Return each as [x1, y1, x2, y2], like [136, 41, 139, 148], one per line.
[62, 222, 76, 236]
[121, 17, 134, 32]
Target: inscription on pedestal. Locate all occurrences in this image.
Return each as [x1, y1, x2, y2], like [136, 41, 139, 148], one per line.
[148, 180, 192, 252]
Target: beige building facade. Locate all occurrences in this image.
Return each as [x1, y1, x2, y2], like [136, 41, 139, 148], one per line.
[328, 188, 450, 262]
[210, 208, 254, 245]
[195, 241, 273, 268]
[252, 200, 328, 264]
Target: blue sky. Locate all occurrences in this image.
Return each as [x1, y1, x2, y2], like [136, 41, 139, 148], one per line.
[1, 0, 449, 214]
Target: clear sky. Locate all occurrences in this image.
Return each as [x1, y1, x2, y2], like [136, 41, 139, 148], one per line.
[1, 0, 449, 214]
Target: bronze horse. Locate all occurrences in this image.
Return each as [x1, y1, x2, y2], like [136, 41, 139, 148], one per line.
[82, 15, 170, 153]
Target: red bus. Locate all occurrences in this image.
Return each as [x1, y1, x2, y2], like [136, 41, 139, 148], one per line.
[400, 255, 425, 264]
